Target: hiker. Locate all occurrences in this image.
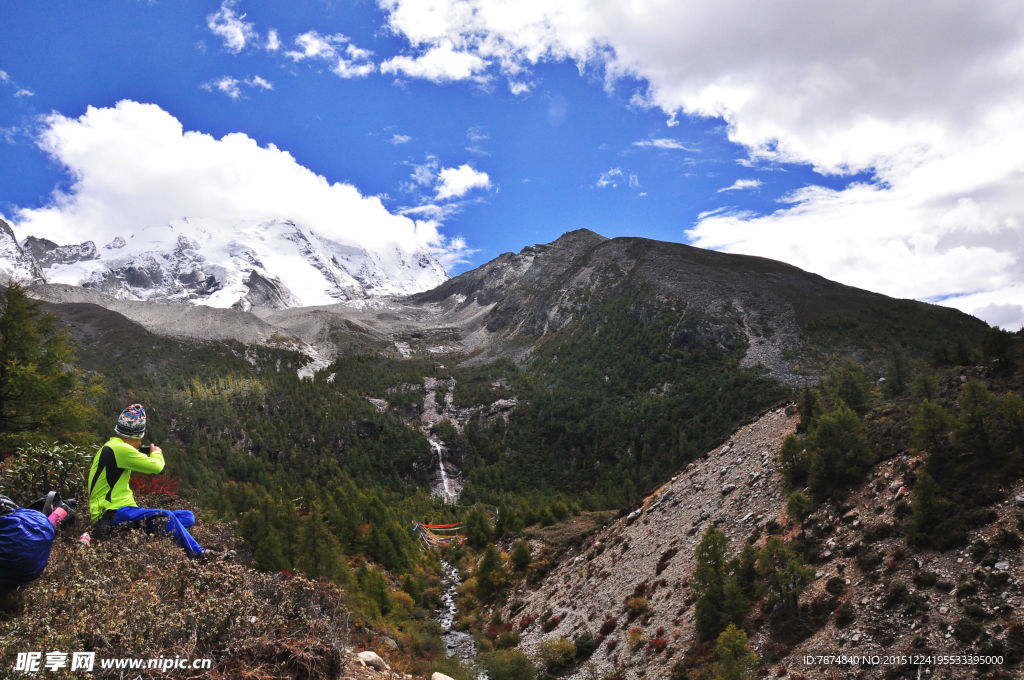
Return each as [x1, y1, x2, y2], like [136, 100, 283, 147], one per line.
[88, 404, 203, 557]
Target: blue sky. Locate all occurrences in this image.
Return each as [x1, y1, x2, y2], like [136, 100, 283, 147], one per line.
[2, 1, 1022, 329]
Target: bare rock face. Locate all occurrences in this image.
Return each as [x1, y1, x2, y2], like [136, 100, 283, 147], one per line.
[22, 236, 99, 269]
[0, 219, 44, 282]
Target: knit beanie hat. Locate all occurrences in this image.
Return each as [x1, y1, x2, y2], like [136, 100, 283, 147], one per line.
[115, 403, 146, 438]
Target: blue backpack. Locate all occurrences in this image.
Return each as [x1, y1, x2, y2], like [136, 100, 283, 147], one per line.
[0, 495, 56, 589]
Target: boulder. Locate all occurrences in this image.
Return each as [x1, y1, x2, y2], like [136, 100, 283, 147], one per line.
[357, 651, 389, 671]
[432, 674, 456, 680]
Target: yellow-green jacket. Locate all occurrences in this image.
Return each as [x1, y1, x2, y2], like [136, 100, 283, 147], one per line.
[88, 437, 165, 523]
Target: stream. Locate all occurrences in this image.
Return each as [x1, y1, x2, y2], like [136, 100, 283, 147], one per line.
[439, 560, 486, 679]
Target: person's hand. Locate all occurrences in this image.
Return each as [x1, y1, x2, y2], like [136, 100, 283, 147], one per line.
[151, 445, 163, 455]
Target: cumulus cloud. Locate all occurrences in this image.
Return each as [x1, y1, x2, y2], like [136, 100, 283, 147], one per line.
[390, 133, 412, 145]
[435, 164, 491, 200]
[376, 0, 1024, 328]
[206, 0, 257, 53]
[717, 179, 762, 193]
[14, 88, 34, 98]
[286, 31, 375, 78]
[0, 71, 8, 83]
[9, 101, 469, 270]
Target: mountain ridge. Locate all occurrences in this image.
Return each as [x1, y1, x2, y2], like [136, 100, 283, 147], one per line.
[8, 226, 991, 386]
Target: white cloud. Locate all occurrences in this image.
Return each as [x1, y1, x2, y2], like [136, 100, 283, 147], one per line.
[266, 29, 281, 51]
[9, 101, 469, 272]
[287, 31, 342, 61]
[435, 164, 491, 200]
[14, 88, 34, 98]
[206, 1, 257, 53]
[381, 43, 487, 83]
[249, 76, 273, 91]
[390, 133, 412, 145]
[202, 76, 273, 99]
[0, 70, 8, 83]
[286, 31, 375, 78]
[717, 178, 762, 193]
[377, 0, 1024, 328]
[596, 167, 638, 189]
[632, 138, 692, 151]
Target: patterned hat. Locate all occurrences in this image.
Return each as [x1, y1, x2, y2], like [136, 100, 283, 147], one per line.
[115, 403, 146, 438]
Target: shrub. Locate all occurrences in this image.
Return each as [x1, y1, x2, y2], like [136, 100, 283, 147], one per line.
[649, 636, 668, 653]
[574, 632, 596, 660]
[835, 601, 855, 627]
[0, 441, 92, 503]
[482, 649, 537, 680]
[539, 638, 576, 672]
[825, 577, 847, 597]
[599, 616, 618, 635]
[625, 597, 649, 620]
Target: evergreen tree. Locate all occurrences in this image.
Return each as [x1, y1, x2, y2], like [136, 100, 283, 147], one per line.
[884, 346, 910, 397]
[808, 404, 874, 499]
[465, 507, 493, 549]
[476, 544, 506, 601]
[756, 538, 814, 618]
[911, 399, 953, 455]
[693, 527, 730, 641]
[905, 470, 959, 549]
[778, 435, 810, 490]
[0, 281, 100, 446]
[827, 359, 872, 413]
[713, 624, 757, 680]
[510, 540, 532, 573]
[296, 501, 349, 585]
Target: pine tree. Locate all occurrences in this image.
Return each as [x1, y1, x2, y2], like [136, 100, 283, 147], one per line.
[808, 403, 873, 499]
[693, 527, 729, 641]
[0, 281, 100, 447]
[510, 540, 532, 573]
[756, 537, 814, 618]
[713, 624, 757, 680]
[905, 470, 959, 549]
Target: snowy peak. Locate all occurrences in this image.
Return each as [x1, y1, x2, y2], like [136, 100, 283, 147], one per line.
[3, 218, 448, 308]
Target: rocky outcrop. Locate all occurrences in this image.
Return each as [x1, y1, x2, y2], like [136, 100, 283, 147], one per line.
[21, 236, 98, 269]
[0, 219, 44, 282]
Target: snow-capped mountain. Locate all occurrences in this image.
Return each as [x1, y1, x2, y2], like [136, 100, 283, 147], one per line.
[1, 217, 448, 309]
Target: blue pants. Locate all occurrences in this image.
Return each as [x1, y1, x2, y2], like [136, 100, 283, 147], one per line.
[110, 507, 204, 558]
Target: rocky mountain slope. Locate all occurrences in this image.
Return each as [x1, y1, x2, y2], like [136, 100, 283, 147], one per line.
[508, 406, 799, 679]
[0, 216, 447, 309]
[505, 404, 1024, 680]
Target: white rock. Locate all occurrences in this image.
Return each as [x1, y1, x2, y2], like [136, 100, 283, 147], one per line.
[358, 651, 389, 671]
[432, 674, 456, 680]
[995, 561, 1010, 571]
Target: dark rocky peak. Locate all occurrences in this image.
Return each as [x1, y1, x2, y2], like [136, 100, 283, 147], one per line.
[546, 227, 607, 251]
[22, 236, 99, 269]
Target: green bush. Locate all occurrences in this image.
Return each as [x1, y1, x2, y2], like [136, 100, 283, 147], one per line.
[481, 649, 536, 680]
[539, 637, 577, 673]
[0, 440, 93, 503]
